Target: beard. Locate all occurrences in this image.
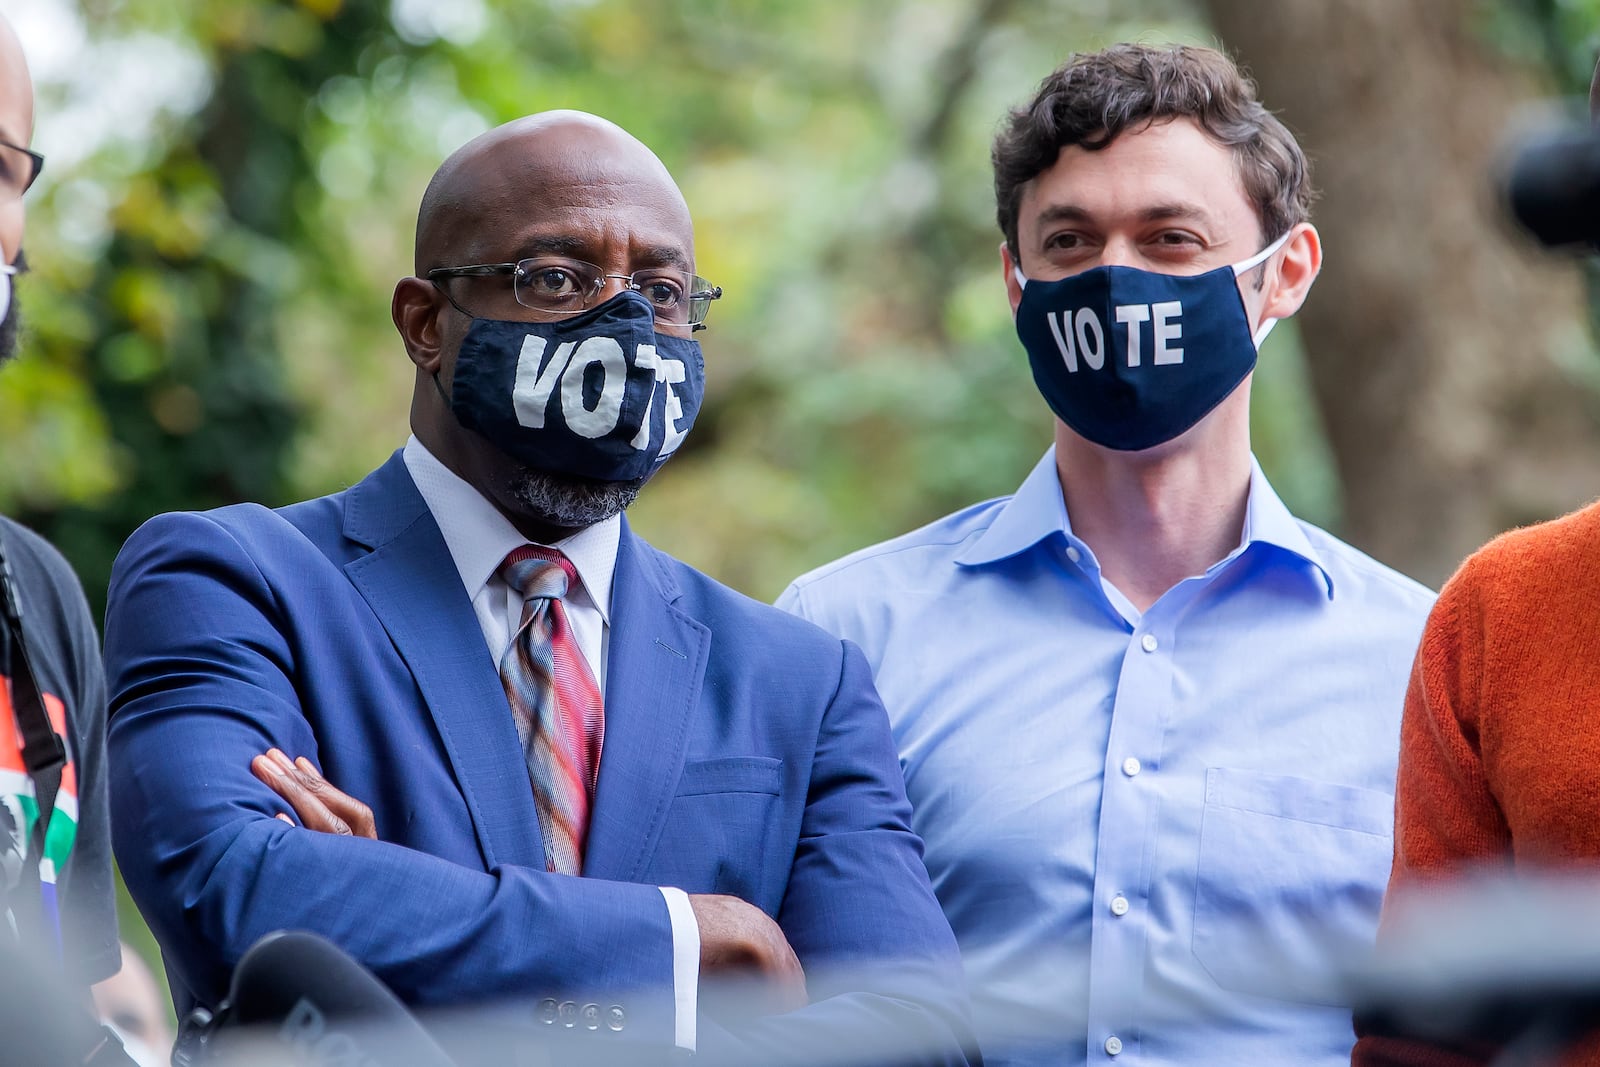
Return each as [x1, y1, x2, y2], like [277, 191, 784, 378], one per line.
[431, 370, 656, 528]
[0, 277, 18, 367]
[505, 465, 648, 529]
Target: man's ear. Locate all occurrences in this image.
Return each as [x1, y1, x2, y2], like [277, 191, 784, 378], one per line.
[1259, 222, 1323, 323]
[393, 276, 446, 373]
[1001, 241, 1024, 315]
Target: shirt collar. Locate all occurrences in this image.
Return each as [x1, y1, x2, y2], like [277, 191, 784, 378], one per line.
[956, 447, 1334, 599]
[1237, 456, 1335, 599]
[954, 449, 1071, 568]
[401, 435, 619, 622]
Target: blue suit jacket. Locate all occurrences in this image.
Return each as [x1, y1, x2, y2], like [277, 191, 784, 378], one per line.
[105, 453, 972, 1062]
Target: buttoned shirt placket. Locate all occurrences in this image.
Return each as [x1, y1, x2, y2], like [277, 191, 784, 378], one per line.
[1075, 546, 1242, 1062]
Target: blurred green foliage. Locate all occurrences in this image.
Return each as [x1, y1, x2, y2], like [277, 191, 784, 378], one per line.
[1495, 0, 1600, 90]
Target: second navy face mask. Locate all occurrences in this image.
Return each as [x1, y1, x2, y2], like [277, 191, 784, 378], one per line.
[1013, 232, 1290, 452]
[445, 290, 705, 483]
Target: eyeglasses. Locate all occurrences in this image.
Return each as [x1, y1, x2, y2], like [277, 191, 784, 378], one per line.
[428, 256, 723, 329]
[0, 139, 43, 203]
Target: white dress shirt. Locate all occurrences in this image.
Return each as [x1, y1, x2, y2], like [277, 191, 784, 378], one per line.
[403, 436, 698, 1049]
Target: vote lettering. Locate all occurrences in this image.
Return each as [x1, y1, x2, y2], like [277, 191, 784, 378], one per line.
[1044, 300, 1184, 372]
[511, 334, 689, 450]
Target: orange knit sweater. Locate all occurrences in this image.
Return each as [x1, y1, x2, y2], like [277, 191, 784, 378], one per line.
[1353, 500, 1600, 1067]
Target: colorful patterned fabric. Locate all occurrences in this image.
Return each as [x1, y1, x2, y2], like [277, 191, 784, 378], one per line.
[498, 547, 604, 875]
[0, 514, 118, 988]
[0, 678, 78, 945]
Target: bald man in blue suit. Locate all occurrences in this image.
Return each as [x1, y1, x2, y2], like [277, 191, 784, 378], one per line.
[104, 112, 972, 1065]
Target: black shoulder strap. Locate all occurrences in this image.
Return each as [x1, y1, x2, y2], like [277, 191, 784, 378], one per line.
[0, 527, 67, 883]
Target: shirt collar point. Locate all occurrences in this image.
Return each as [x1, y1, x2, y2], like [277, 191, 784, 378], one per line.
[956, 449, 1069, 568]
[1241, 458, 1335, 599]
[1317, 566, 1337, 601]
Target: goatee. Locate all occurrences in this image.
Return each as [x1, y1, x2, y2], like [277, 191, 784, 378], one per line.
[507, 466, 647, 529]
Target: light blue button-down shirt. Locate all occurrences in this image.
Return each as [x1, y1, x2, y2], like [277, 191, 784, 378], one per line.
[778, 449, 1433, 1067]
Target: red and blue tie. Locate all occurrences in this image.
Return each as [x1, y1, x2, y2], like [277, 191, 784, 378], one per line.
[498, 546, 605, 875]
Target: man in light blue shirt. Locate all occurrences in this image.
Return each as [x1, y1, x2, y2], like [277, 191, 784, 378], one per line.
[779, 43, 1434, 1067]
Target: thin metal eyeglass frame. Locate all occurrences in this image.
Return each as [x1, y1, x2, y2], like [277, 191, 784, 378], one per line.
[426, 260, 723, 329]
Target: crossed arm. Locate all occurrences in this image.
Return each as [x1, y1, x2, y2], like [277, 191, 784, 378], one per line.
[249, 748, 807, 1010]
[241, 682, 978, 1066]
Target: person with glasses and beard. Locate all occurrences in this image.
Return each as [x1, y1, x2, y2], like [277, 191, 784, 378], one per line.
[0, 12, 126, 1067]
[102, 110, 973, 1065]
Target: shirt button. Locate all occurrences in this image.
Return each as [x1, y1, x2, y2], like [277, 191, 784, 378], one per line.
[606, 1005, 626, 1031]
[1105, 1035, 1124, 1056]
[1140, 633, 1158, 653]
[1066, 545, 1082, 563]
[1122, 757, 1141, 777]
[1110, 894, 1130, 916]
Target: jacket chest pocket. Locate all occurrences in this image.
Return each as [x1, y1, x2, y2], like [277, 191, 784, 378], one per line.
[676, 757, 782, 797]
[658, 757, 784, 905]
[1192, 767, 1393, 1005]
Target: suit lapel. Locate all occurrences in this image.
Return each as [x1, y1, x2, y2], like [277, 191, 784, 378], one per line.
[340, 454, 544, 870]
[582, 521, 709, 882]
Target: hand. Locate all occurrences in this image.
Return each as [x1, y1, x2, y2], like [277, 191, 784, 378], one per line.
[689, 893, 807, 1013]
[250, 748, 378, 840]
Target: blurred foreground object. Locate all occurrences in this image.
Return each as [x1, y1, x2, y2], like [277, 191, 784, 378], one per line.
[0, 934, 134, 1064]
[185, 930, 974, 1067]
[94, 942, 174, 1067]
[179, 930, 456, 1067]
[1348, 871, 1600, 1067]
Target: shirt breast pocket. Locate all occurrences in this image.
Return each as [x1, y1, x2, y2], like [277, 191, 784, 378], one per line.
[660, 757, 784, 904]
[1191, 767, 1393, 1005]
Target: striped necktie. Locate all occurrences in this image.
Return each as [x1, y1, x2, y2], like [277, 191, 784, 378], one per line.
[498, 546, 605, 875]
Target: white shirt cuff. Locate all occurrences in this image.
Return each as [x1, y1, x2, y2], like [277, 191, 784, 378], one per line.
[658, 885, 699, 1051]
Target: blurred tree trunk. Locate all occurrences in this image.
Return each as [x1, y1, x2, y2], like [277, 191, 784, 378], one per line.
[1203, 0, 1600, 587]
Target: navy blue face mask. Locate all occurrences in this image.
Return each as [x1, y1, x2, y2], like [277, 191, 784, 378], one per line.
[1013, 232, 1290, 452]
[444, 290, 705, 483]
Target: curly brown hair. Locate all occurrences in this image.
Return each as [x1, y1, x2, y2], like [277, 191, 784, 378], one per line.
[993, 43, 1313, 257]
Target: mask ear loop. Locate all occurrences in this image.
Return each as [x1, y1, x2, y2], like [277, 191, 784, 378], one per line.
[1016, 231, 1295, 345]
[1230, 229, 1294, 276]
[1251, 317, 1278, 349]
[1232, 229, 1296, 349]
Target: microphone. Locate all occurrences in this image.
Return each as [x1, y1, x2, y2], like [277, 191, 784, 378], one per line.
[1502, 123, 1600, 249]
[199, 930, 458, 1066]
[1499, 53, 1600, 250]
